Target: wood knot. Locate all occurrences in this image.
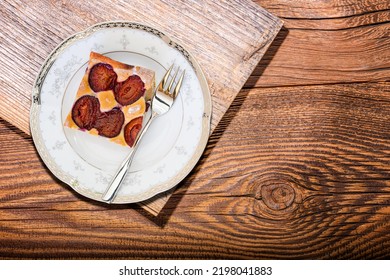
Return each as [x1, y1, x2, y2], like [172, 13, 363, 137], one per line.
[261, 182, 295, 210]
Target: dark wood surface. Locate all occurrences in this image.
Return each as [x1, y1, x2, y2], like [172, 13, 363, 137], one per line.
[1, 0, 390, 259]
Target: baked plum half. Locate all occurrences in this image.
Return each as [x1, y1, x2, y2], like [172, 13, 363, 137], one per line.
[94, 108, 125, 138]
[114, 75, 145, 106]
[88, 63, 117, 92]
[71, 95, 100, 130]
[124, 116, 143, 147]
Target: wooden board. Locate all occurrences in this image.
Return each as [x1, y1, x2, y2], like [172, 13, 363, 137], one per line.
[0, 0, 282, 214]
[1, 82, 389, 259]
[246, 0, 390, 88]
[1, 0, 389, 259]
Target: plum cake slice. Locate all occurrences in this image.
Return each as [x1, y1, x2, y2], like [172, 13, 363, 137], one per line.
[64, 52, 155, 147]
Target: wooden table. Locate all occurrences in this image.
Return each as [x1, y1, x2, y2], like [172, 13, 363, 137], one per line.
[1, 0, 389, 259]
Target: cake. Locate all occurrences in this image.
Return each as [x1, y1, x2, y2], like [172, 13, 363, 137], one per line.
[64, 52, 155, 147]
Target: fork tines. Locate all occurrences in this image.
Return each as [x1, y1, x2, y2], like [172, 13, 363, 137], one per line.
[162, 64, 185, 99]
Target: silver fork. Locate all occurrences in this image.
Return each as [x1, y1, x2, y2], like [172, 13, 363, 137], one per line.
[102, 65, 185, 203]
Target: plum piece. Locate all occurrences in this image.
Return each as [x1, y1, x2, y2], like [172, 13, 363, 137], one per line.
[88, 63, 117, 92]
[93, 108, 124, 138]
[114, 75, 145, 106]
[124, 117, 143, 147]
[71, 95, 100, 130]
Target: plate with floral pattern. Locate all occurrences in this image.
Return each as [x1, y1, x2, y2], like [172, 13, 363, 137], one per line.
[30, 21, 212, 203]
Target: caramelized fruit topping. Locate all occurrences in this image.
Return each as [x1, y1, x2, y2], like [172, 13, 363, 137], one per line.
[88, 63, 117, 92]
[114, 75, 145, 106]
[94, 108, 125, 138]
[71, 95, 100, 130]
[124, 117, 143, 147]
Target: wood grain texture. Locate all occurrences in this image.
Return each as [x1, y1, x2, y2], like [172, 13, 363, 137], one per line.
[245, 0, 390, 88]
[1, 82, 390, 259]
[0, 0, 282, 135]
[0, 0, 282, 216]
[1, 0, 390, 260]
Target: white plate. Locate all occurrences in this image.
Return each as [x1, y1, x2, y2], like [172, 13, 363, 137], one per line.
[30, 22, 212, 204]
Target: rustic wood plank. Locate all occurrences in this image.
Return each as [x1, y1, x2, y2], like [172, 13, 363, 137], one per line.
[0, 0, 282, 215]
[258, 0, 390, 18]
[246, 0, 390, 88]
[0, 0, 282, 135]
[1, 82, 389, 259]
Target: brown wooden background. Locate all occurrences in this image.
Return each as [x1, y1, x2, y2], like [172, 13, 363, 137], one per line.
[0, 0, 282, 214]
[1, 0, 390, 259]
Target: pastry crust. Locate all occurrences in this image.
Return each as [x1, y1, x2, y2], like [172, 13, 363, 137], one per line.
[64, 52, 155, 147]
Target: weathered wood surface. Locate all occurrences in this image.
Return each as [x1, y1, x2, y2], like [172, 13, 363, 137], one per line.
[0, 0, 282, 215]
[1, 0, 390, 259]
[246, 0, 390, 87]
[1, 82, 389, 259]
[0, 0, 281, 135]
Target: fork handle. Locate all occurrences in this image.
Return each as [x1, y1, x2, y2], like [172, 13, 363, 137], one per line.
[102, 112, 157, 203]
